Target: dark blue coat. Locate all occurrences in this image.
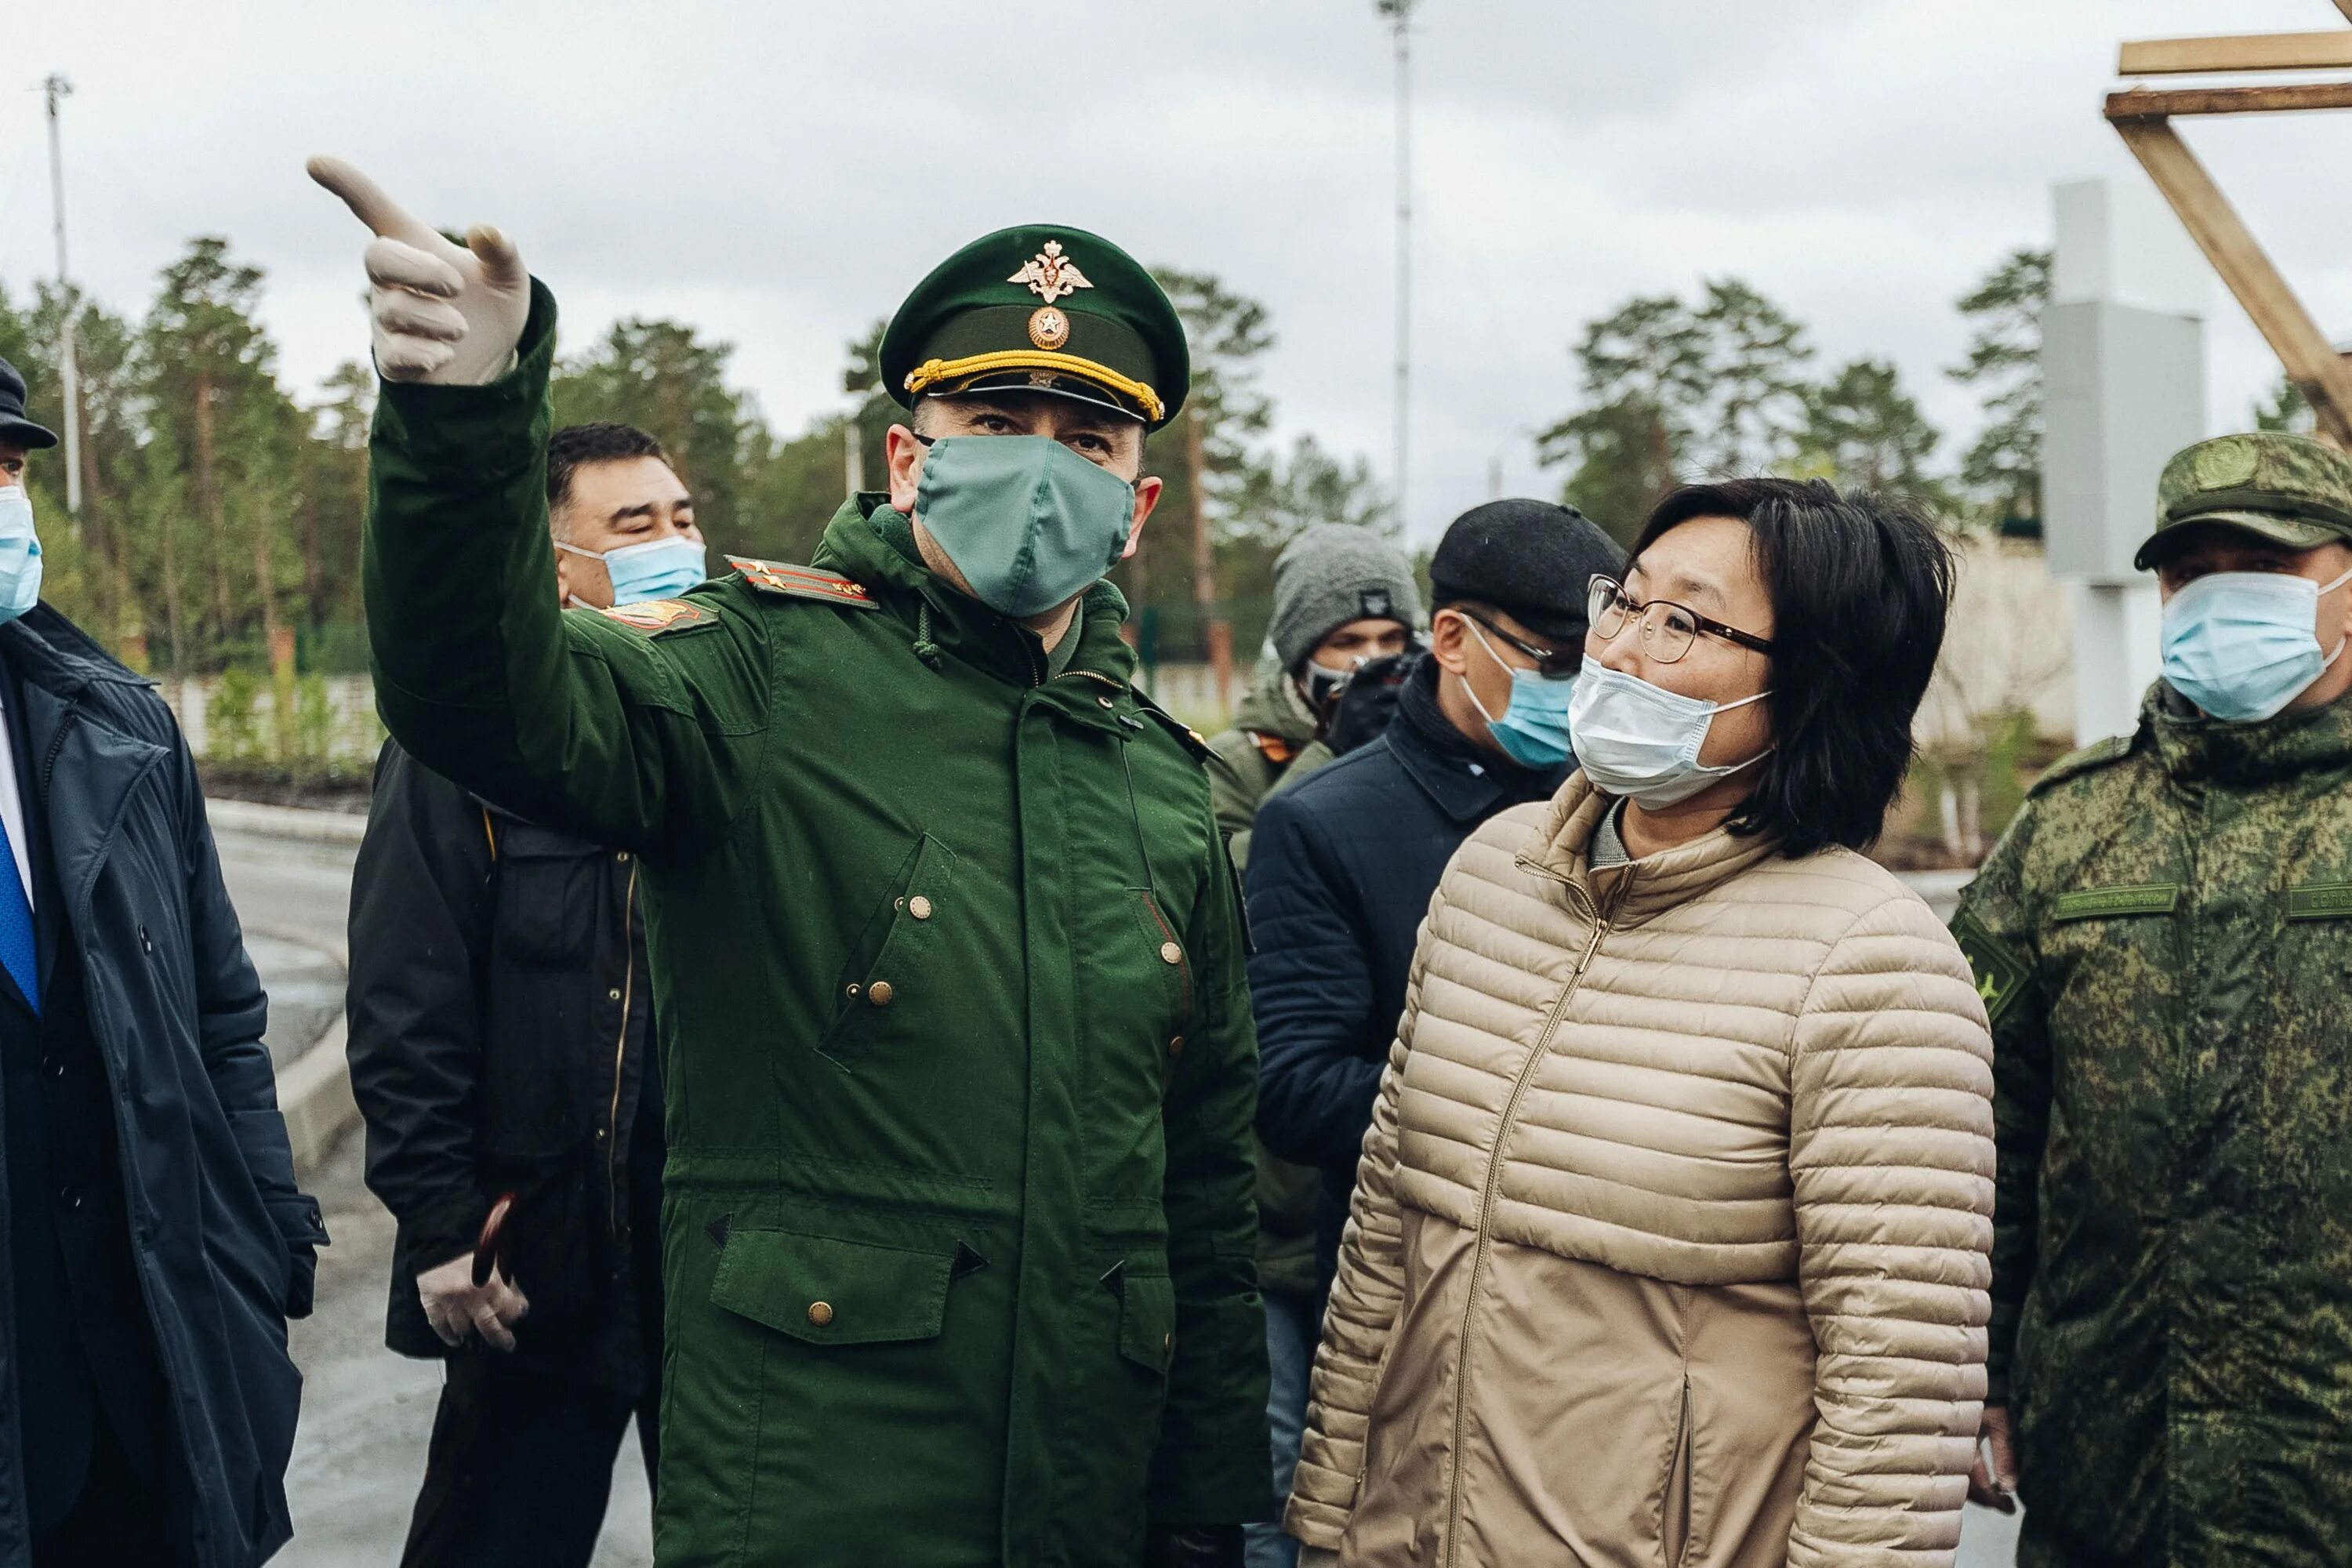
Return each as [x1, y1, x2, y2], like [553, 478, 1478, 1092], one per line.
[1246, 659, 1564, 1289]
[0, 607, 325, 1567]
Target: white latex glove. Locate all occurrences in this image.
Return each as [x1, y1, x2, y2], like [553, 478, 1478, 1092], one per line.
[416, 1251, 531, 1353]
[307, 156, 529, 386]
[1297, 1546, 1341, 1568]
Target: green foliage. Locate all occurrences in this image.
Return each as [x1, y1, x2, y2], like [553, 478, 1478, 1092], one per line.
[292, 673, 338, 770]
[209, 666, 266, 763]
[1534, 280, 1814, 543]
[552, 318, 755, 541]
[1948, 247, 2051, 524]
[1796, 357, 1955, 520]
[2255, 374, 2316, 435]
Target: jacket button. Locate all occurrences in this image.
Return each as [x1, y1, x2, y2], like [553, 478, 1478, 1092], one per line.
[1097, 696, 1115, 710]
[41, 1056, 62, 1080]
[1159, 942, 1181, 966]
[616, 851, 630, 862]
[1168, 1036, 1184, 1058]
[1162, 1332, 1173, 1354]
[845, 983, 861, 1000]
[908, 895, 933, 921]
[868, 981, 895, 1007]
[56, 1187, 81, 1212]
[608, 987, 622, 1001]
[807, 1301, 835, 1327]
[138, 926, 152, 953]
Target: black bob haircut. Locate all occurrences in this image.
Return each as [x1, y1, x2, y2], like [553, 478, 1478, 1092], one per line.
[1631, 477, 1954, 860]
[546, 422, 670, 516]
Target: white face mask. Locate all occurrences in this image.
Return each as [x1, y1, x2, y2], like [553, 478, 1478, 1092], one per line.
[1566, 663, 1772, 808]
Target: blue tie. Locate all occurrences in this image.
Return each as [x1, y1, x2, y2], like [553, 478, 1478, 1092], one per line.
[0, 806, 34, 1014]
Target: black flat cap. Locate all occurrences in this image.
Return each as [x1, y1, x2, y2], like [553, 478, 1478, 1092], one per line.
[0, 356, 58, 451]
[1429, 499, 1625, 645]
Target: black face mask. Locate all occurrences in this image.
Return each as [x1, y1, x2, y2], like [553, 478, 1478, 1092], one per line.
[1301, 659, 1357, 719]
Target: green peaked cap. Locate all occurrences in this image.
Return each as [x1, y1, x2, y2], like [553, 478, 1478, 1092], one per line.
[879, 224, 1190, 431]
[2138, 430, 2352, 569]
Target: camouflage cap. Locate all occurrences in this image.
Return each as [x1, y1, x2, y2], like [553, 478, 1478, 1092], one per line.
[2136, 431, 2352, 570]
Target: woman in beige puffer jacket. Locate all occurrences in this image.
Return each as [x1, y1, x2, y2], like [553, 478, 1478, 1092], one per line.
[1287, 479, 1997, 1568]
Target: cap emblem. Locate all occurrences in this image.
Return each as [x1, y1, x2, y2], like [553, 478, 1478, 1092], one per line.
[1360, 588, 1393, 619]
[1028, 306, 1073, 350]
[1009, 241, 1094, 303]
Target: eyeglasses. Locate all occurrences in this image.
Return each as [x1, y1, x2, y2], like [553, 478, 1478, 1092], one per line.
[1587, 575, 1774, 665]
[1458, 611, 1580, 679]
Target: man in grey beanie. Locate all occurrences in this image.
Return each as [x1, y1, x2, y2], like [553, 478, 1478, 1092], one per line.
[1202, 523, 1417, 1568]
[1207, 526, 1422, 869]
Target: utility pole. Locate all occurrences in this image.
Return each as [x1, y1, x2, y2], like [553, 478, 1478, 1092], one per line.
[43, 74, 82, 516]
[842, 414, 865, 497]
[1377, 0, 1419, 534]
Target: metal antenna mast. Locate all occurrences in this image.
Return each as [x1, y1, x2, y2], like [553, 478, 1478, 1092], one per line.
[1377, 0, 1419, 532]
[43, 74, 81, 515]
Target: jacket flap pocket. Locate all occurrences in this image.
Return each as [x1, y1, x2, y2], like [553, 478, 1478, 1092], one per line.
[1116, 1269, 1176, 1374]
[709, 1228, 953, 1346]
[2051, 884, 2180, 922]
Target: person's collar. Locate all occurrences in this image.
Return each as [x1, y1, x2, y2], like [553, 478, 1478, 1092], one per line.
[1522, 773, 1778, 927]
[815, 496, 1134, 688]
[1387, 653, 1565, 821]
[2147, 676, 2352, 789]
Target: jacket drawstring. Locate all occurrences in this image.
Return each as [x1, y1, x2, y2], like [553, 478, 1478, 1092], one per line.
[913, 600, 944, 670]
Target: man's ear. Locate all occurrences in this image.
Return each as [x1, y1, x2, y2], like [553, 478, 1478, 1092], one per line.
[1428, 607, 1472, 676]
[885, 423, 927, 514]
[1120, 474, 1164, 561]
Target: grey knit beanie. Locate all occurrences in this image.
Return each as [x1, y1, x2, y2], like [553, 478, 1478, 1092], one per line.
[1268, 526, 1424, 673]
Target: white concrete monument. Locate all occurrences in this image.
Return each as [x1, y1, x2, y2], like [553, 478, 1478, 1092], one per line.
[2042, 176, 2211, 746]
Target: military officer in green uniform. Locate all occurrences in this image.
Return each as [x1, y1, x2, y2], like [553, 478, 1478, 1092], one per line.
[1953, 430, 2352, 1567]
[310, 158, 1268, 1568]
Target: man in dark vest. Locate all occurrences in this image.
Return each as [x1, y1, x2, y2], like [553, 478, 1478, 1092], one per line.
[0, 356, 325, 1567]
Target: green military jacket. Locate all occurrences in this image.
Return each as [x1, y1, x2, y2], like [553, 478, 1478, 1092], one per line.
[1205, 666, 1328, 873]
[1953, 684, 2352, 1568]
[365, 284, 1269, 1567]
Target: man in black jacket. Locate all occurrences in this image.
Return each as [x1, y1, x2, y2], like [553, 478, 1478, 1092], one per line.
[1250, 499, 1623, 1294]
[0, 355, 325, 1567]
[346, 423, 702, 1568]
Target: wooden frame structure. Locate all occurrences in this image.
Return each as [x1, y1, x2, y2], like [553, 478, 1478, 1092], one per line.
[2110, 2, 2352, 447]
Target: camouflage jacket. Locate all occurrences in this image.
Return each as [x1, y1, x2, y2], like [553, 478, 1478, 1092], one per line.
[1954, 684, 2352, 1568]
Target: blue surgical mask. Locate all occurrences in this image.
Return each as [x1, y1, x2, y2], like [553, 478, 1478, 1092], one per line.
[1462, 619, 1577, 768]
[2161, 565, 2352, 723]
[0, 486, 41, 626]
[557, 535, 708, 607]
[1566, 662, 1773, 808]
[913, 435, 1137, 619]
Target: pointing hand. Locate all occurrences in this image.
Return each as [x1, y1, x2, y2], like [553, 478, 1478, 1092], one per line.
[307, 156, 529, 386]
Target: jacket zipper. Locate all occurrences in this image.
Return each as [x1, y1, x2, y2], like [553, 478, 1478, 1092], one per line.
[1440, 892, 1615, 1568]
[605, 859, 640, 1239]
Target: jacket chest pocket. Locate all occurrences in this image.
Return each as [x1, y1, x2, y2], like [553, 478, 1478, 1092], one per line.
[491, 823, 601, 971]
[1127, 888, 1194, 1047]
[819, 834, 960, 1063]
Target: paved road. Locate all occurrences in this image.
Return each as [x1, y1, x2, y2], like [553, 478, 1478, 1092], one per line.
[215, 815, 2015, 1566]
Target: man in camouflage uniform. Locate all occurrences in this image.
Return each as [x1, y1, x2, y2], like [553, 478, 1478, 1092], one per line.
[1952, 430, 2352, 1566]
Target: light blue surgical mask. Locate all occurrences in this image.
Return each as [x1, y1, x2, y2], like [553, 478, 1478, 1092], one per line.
[0, 486, 41, 626]
[2161, 565, 2352, 722]
[913, 434, 1137, 619]
[1462, 619, 1577, 769]
[1566, 662, 1773, 808]
[557, 535, 708, 607]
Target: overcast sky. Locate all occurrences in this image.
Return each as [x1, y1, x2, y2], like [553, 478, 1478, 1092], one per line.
[6, 0, 2350, 543]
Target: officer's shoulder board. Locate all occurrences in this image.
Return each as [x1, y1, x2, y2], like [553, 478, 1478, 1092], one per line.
[583, 598, 717, 637]
[2024, 732, 2137, 800]
[1130, 688, 1214, 764]
[727, 555, 878, 611]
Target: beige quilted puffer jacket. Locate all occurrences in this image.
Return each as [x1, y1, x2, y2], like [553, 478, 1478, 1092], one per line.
[1287, 776, 1995, 1568]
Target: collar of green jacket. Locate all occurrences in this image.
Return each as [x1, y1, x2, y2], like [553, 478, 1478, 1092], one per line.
[2148, 677, 2352, 789]
[812, 493, 1137, 690]
[1231, 662, 1319, 746]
